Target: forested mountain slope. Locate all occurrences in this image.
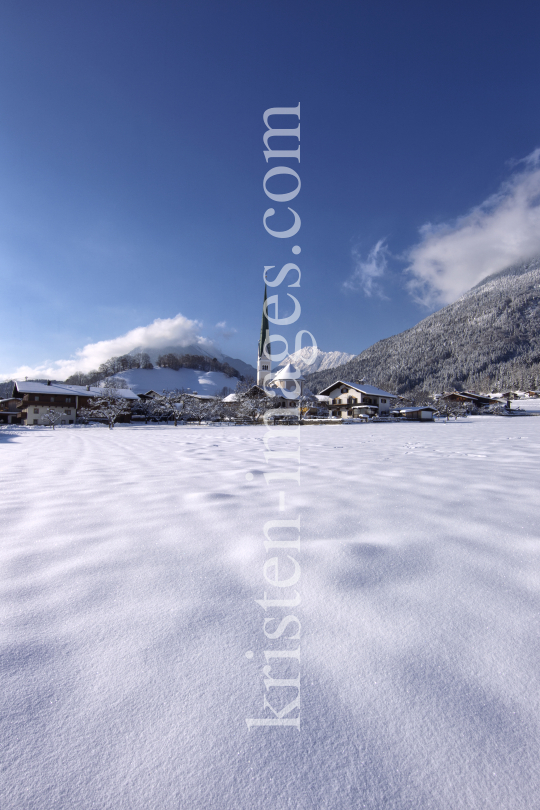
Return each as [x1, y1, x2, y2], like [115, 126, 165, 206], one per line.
[307, 258, 540, 396]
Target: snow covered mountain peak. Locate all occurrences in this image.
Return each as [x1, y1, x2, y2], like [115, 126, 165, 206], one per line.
[279, 347, 355, 373]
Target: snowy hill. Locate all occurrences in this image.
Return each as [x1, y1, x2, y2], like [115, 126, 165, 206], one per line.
[279, 347, 355, 373]
[307, 257, 540, 395]
[128, 344, 257, 380]
[109, 367, 239, 395]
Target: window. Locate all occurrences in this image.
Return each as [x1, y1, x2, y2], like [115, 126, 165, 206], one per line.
[352, 398, 358, 404]
[341, 387, 348, 394]
[66, 397, 71, 403]
[50, 397, 54, 402]
[34, 408, 39, 413]
[381, 399, 386, 404]
[69, 420, 74, 424]
[34, 395, 39, 401]
[33, 419, 38, 425]
[262, 365, 268, 370]
[61, 420, 66, 425]
[66, 410, 71, 415]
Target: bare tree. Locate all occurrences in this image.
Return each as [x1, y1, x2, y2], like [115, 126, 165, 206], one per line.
[149, 390, 185, 426]
[79, 388, 132, 429]
[43, 408, 64, 430]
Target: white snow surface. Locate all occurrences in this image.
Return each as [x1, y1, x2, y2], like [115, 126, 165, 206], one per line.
[109, 367, 239, 394]
[2, 417, 540, 810]
[279, 346, 355, 373]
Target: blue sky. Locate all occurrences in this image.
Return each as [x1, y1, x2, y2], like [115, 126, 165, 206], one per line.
[2, 1, 540, 378]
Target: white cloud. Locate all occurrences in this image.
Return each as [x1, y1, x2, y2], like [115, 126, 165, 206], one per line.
[343, 239, 389, 297]
[3, 313, 217, 380]
[406, 148, 540, 306]
[215, 321, 237, 340]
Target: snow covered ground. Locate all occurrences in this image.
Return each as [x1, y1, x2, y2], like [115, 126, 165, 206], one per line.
[1, 417, 540, 810]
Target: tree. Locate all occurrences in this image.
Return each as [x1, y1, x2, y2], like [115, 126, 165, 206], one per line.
[184, 395, 217, 424]
[103, 377, 129, 390]
[43, 408, 64, 430]
[79, 387, 132, 429]
[148, 390, 186, 426]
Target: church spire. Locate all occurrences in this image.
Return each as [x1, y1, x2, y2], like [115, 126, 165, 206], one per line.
[258, 284, 269, 359]
[257, 285, 271, 386]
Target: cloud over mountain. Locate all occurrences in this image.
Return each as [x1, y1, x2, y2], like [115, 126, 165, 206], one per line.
[2, 314, 217, 381]
[406, 148, 540, 306]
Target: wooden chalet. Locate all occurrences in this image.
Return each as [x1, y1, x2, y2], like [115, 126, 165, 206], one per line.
[0, 397, 23, 424]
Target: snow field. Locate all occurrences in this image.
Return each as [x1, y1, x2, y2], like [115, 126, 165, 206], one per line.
[1, 418, 540, 810]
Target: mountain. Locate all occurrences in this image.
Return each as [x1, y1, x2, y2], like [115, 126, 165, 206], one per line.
[306, 257, 540, 396]
[221, 355, 257, 380]
[279, 347, 355, 373]
[128, 344, 257, 379]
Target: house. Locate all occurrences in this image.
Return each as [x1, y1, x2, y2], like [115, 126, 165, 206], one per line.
[438, 391, 506, 411]
[13, 381, 139, 426]
[0, 397, 23, 424]
[438, 392, 476, 405]
[394, 406, 437, 421]
[316, 380, 396, 418]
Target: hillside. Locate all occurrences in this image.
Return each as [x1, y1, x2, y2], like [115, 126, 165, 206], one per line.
[128, 344, 257, 379]
[306, 257, 540, 396]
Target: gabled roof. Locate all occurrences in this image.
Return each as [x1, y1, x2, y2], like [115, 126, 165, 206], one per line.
[14, 381, 139, 400]
[139, 390, 162, 398]
[317, 380, 396, 398]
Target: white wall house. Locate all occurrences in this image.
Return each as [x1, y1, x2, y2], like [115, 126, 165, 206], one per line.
[316, 381, 396, 418]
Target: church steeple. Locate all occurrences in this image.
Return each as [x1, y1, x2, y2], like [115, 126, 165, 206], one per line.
[257, 285, 271, 387]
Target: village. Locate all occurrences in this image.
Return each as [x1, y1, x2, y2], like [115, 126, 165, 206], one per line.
[1, 369, 537, 428]
[2, 286, 538, 428]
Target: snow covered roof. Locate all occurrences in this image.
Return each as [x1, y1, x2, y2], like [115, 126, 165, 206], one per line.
[223, 393, 239, 402]
[318, 380, 396, 398]
[14, 381, 139, 400]
[271, 363, 305, 381]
